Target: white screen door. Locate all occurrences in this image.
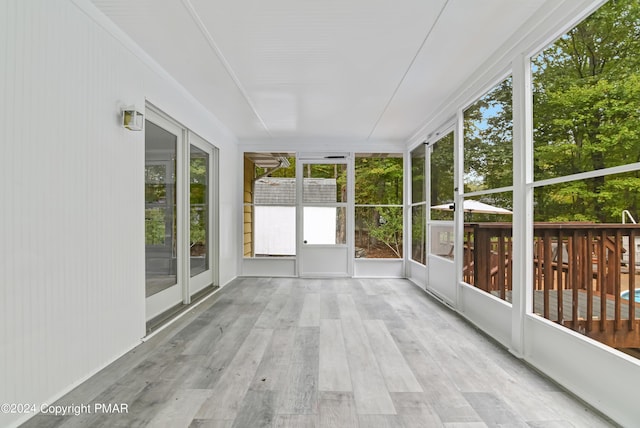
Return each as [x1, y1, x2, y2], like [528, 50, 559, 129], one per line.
[298, 156, 352, 277]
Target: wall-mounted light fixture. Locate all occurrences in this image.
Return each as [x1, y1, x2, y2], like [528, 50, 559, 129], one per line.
[122, 106, 144, 131]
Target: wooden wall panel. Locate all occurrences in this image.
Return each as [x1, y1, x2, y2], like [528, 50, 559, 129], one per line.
[243, 158, 254, 256]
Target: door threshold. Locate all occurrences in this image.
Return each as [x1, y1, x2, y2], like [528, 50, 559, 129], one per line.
[145, 284, 219, 335]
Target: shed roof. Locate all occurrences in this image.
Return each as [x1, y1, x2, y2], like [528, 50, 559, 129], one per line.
[254, 177, 336, 204]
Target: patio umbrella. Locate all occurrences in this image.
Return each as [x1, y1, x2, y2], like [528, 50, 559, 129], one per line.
[431, 199, 512, 215]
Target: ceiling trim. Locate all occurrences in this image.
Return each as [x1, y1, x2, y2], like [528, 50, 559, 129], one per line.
[181, 0, 273, 137]
[366, 0, 450, 141]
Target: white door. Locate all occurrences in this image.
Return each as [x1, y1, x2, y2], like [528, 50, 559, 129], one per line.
[144, 111, 186, 320]
[298, 156, 352, 277]
[145, 110, 218, 322]
[187, 133, 217, 298]
[426, 131, 456, 303]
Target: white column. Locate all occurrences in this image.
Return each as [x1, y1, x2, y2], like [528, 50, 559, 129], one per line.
[454, 111, 465, 309]
[510, 54, 534, 357]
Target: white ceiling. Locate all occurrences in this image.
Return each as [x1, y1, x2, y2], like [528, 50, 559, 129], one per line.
[91, 0, 560, 144]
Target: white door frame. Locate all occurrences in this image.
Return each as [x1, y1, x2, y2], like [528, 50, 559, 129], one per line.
[145, 108, 187, 320]
[426, 128, 457, 305]
[187, 131, 218, 300]
[145, 107, 218, 321]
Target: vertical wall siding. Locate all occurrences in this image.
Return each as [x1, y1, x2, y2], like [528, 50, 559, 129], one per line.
[0, 1, 238, 426]
[244, 158, 254, 256]
[1, 2, 145, 424]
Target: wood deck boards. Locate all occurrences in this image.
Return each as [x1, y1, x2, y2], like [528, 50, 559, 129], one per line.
[495, 289, 640, 321]
[21, 278, 617, 428]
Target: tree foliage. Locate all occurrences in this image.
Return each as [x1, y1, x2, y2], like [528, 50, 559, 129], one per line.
[463, 77, 513, 193]
[532, 0, 640, 222]
[461, 1, 640, 222]
[190, 157, 208, 248]
[355, 156, 404, 257]
[358, 206, 403, 258]
[430, 132, 455, 220]
[355, 156, 403, 205]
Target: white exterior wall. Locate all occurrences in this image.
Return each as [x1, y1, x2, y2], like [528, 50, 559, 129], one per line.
[254, 206, 296, 255]
[0, 1, 238, 427]
[303, 207, 337, 245]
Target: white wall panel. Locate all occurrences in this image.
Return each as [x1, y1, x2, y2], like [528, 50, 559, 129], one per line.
[354, 259, 404, 278]
[458, 284, 512, 348]
[427, 255, 455, 305]
[525, 316, 640, 427]
[242, 258, 297, 277]
[0, 1, 238, 426]
[407, 260, 427, 288]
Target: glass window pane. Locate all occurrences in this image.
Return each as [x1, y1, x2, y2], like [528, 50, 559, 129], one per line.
[245, 153, 296, 205]
[145, 208, 166, 245]
[303, 207, 346, 245]
[355, 206, 403, 259]
[355, 154, 403, 205]
[463, 77, 513, 192]
[530, 0, 640, 350]
[411, 146, 426, 203]
[430, 224, 454, 259]
[303, 163, 347, 203]
[254, 178, 296, 205]
[462, 192, 513, 303]
[533, 171, 640, 341]
[534, 172, 640, 223]
[243, 152, 296, 257]
[430, 132, 454, 221]
[532, 1, 640, 181]
[145, 120, 177, 297]
[254, 206, 296, 256]
[190, 145, 208, 277]
[411, 205, 426, 264]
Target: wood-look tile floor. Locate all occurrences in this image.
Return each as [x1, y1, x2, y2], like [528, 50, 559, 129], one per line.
[22, 278, 617, 428]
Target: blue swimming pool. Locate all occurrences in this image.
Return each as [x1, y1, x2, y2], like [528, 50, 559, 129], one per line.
[620, 289, 640, 303]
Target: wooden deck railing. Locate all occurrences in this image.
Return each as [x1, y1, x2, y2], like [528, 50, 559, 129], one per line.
[464, 222, 640, 348]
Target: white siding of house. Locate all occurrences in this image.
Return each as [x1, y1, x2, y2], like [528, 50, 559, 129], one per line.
[0, 1, 238, 426]
[303, 207, 337, 245]
[255, 206, 296, 255]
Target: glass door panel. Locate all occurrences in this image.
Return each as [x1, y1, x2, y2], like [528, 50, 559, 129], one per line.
[303, 163, 348, 203]
[303, 207, 347, 245]
[427, 131, 456, 303]
[188, 133, 216, 297]
[145, 120, 178, 297]
[145, 111, 218, 324]
[190, 145, 209, 277]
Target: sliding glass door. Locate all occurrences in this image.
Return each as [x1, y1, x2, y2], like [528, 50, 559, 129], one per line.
[188, 134, 216, 296]
[145, 116, 183, 318]
[145, 109, 217, 322]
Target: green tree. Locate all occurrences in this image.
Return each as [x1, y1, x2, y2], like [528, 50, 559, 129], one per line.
[463, 77, 513, 193]
[365, 207, 403, 258]
[532, 0, 640, 222]
[190, 156, 208, 249]
[355, 156, 404, 257]
[355, 156, 403, 205]
[430, 132, 455, 220]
